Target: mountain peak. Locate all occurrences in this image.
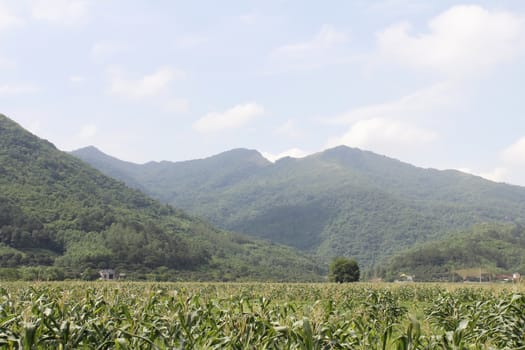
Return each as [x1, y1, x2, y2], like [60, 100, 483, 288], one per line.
[77, 145, 101, 152]
[318, 144, 409, 169]
[73, 145, 104, 156]
[321, 145, 383, 159]
[72, 145, 137, 166]
[210, 148, 271, 167]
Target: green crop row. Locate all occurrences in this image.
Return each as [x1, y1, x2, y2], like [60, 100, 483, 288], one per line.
[0, 282, 523, 349]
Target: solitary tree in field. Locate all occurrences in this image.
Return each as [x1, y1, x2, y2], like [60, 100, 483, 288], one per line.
[329, 257, 359, 282]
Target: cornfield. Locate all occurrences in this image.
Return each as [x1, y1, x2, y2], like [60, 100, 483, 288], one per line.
[0, 282, 523, 349]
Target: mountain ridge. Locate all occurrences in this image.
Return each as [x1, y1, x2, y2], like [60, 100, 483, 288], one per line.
[72, 143, 525, 270]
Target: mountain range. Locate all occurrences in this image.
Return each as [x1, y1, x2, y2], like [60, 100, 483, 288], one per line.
[0, 114, 323, 281]
[72, 144, 525, 271]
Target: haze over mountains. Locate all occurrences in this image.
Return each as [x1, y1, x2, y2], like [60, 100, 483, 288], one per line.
[73, 145, 525, 270]
[0, 114, 322, 281]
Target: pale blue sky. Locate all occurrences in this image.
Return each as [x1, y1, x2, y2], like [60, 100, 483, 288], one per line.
[2, 0, 525, 185]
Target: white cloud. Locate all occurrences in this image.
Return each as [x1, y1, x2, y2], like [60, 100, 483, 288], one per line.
[0, 83, 38, 95]
[193, 103, 264, 133]
[31, 0, 89, 24]
[327, 117, 438, 155]
[502, 137, 525, 165]
[269, 25, 352, 70]
[276, 25, 347, 55]
[324, 83, 451, 166]
[108, 66, 184, 99]
[496, 137, 525, 185]
[456, 167, 474, 175]
[378, 5, 525, 74]
[274, 119, 303, 139]
[0, 2, 23, 30]
[262, 148, 310, 162]
[458, 137, 525, 185]
[478, 167, 509, 183]
[331, 82, 455, 124]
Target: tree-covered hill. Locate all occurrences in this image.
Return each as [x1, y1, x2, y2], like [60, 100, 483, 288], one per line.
[383, 223, 525, 281]
[0, 114, 323, 281]
[73, 145, 525, 270]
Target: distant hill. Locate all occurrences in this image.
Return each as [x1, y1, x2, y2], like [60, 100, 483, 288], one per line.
[73, 145, 525, 270]
[0, 114, 323, 281]
[383, 223, 525, 281]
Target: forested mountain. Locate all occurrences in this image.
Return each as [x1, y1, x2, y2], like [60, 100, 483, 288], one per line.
[0, 114, 323, 281]
[383, 223, 525, 281]
[73, 145, 525, 270]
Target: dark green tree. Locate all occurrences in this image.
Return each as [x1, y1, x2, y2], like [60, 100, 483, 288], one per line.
[330, 257, 359, 282]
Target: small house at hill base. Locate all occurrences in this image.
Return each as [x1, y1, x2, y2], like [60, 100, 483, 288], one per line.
[99, 269, 117, 280]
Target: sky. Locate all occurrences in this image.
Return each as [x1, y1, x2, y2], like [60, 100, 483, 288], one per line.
[1, 1, 525, 186]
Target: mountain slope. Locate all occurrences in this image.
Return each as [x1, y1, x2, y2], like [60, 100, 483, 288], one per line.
[0, 114, 323, 281]
[72, 146, 271, 203]
[72, 145, 525, 269]
[383, 223, 525, 281]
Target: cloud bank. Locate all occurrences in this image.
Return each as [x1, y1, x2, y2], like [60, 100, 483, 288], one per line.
[378, 5, 525, 75]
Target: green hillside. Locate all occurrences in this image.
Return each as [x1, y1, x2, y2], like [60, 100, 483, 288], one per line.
[73, 145, 525, 270]
[383, 223, 525, 281]
[0, 114, 323, 281]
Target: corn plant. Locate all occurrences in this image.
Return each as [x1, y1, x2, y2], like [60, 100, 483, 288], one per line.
[0, 282, 523, 349]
